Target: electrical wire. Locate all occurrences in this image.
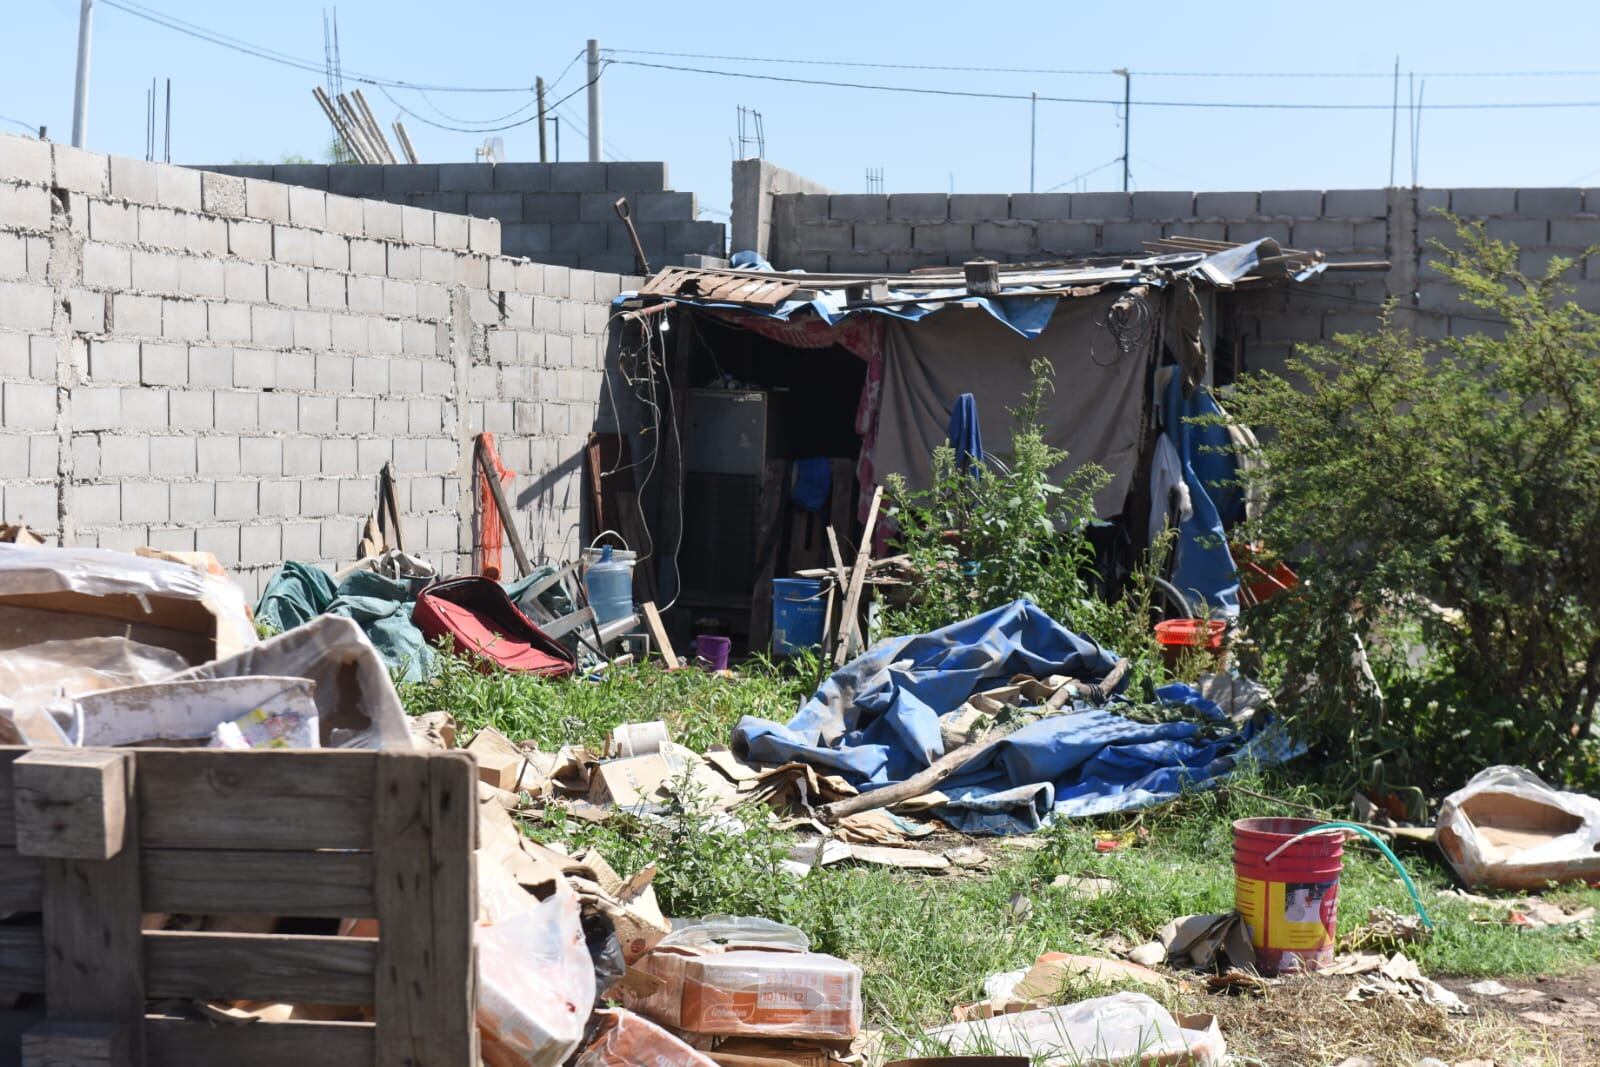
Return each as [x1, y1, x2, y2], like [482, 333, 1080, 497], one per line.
[551, 104, 631, 162]
[606, 48, 1600, 80]
[0, 114, 38, 134]
[1044, 156, 1122, 192]
[408, 48, 587, 127]
[607, 59, 1600, 111]
[100, 0, 535, 92]
[376, 67, 605, 134]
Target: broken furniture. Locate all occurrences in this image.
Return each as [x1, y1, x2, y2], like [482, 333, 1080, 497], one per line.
[413, 576, 577, 677]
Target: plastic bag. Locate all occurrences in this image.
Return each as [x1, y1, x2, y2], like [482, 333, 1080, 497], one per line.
[923, 992, 1224, 1066]
[658, 915, 810, 951]
[573, 1009, 717, 1067]
[1436, 765, 1600, 889]
[477, 869, 596, 1067]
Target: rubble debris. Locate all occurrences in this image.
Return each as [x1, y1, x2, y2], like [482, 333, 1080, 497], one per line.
[1155, 912, 1256, 973]
[1049, 874, 1118, 898]
[1341, 905, 1431, 953]
[1436, 765, 1600, 889]
[574, 1008, 718, 1067]
[1346, 953, 1468, 1015]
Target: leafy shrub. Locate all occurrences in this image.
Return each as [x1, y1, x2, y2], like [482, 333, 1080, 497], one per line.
[1221, 218, 1600, 788]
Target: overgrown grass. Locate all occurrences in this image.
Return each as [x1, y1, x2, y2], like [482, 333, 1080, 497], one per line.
[400, 659, 1600, 1060]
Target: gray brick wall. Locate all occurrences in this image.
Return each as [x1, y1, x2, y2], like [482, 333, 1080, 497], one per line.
[761, 184, 1600, 372]
[194, 161, 724, 276]
[0, 134, 637, 597]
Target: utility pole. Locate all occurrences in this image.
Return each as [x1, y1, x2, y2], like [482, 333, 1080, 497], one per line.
[536, 76, 548, 162]
[1029, 91, 1037, 193]
[71, 0, 95, 147]
[1114, 68, 1130, 193]
[585, 38, 602, 163]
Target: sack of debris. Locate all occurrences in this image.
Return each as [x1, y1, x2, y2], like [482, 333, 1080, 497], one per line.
[1437, 765, 1600, 889]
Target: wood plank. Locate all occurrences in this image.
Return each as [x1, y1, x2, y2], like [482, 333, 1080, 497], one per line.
[15, 749, 128, 860]
[833, 485, 884, 667]
[145, 1017, 374, 1067]
[40, 750, 142, 1060]
[640, 601, 680, 669]
[0, 751, 27, 847]
[145, 931, 377, 1004]
[374, 753, 477, 1066]
[136, 750, 376, 851]
[0, 927, 43, 997]
[475, 436, 531, 579]
[0, 850, 41, 912]
[142, 849, 376, 918]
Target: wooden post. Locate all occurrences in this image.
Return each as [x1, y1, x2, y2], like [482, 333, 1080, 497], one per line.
[15, 750, 141, 1066]
[373, 752, 477, 1067]
[475, 435, 531, 579]
[833, 485, 884, 667]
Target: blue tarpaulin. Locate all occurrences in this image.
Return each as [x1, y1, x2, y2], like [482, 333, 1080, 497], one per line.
[1162, 375, 1241, 617]
[947, 392, 985, 475]
[731, 600, 1288, 833]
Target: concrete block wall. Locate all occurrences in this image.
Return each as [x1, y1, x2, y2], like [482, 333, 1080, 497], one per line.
[0, 134, 637, 597]
[196, 162, 725, 275]
[760, 184, 1600, 377]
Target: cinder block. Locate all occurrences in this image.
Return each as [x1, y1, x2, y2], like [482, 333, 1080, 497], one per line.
[368, 318, 402, 355]
[1070, 192, 1132, 220]
[349, 238, 386, 275]
[98, 433, 150, 477]
[149, 434, 196, 476]
[271, 164, 330, 190]
[1259, 190, 1323, 216]
[267, 264, 308, 306]
[363, 199, 404, 240]
[88, 200, 138, 243]
[0, 233, 24, 279]
[314, 353, 354, 392]
[1486, 218, 1548, 245]
[69, 289, 105, 334]
[1292, 220, 1356, 250]
[328, 165, 384, 198]
[2, 381, 54, 430]
[830, 195, 888, 222]
[347, 275, 382, 313]
[51, 144, 108, 195]
[161, 298, 207, 341]
[82, 242, 131, 289]
[628, 191, 692, 223]
[467, 192, 523, 222]
[280, 436, 318, 476]
[1037, 221, 1099, 252]
[1324, 189, 1388, 217]
[388, 243, 422, 280]
[251, 305, 293, 348]
[1101, 220, 1163, 250]
[200, 171, 246, 217]
[119, 386, 168, 429]
[1229, 219, 1291, 246]
[389, 357, 423, 394]
[276, 351, 314, 389]
[384, 164, 439, 194]
[1552, 218, 1600, 245]
[297, 395, 335, 435]
[1193, 191, 1258, 218]
[0, 183, 52, 230]
[110, 293, 161, 336]
[187, 344, 234, 387]
[1516, 187, 1580, 217]
[273, 225, 317, 266]
[439, 163, 495, 193]
[383, 278, 418, 317]
[972, 221, 1037, 254]
[543, 163, 603, 194]
[0, 135, 52, 184]
[131, 250, 181, 293]
[178, 257, 226, 299]
[292, 309, 332, 349]
[501, 224, 552, 258]
[227, 219, 272, 260]
[224, 261, 266, 302]
[184, 214, 228, 256]
[485, 162, 544, 193]
[156, 166, 202, 211]
[140, 341, 187, 386]
[240, 436, 282, 476]
[308, 270, 346, 310]
[432, 213, 469, 251]
[321, 437, 357, 476]
[0, 281, 54, 330]
[214, 390, 259, 432]
[880, 193, 945, 222]
[71, 482, 120, 525]
[911, 223, 973, 253]
[469, 216, 501, 255]
[240, 523, 282, 564]
[109, 156, 161, 204]
[325, 193, 364, 235]
[1132, 191, 1195, 219]
[194, 523, 237, 564]
[851, 222, 910, 252]
[312, 232, 348, 271]
[401, 205, 434, 245]
[607, 162, 666, 191]
[233, 345, 275, 389]
[1449, 188, 1516, 216]
[168, 388, 213, 429]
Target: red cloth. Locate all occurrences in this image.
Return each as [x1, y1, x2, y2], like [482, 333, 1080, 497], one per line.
[475, 432, 514, 579]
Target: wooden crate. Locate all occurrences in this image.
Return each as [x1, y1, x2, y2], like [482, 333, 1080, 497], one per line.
[0, 747, 478, 1067]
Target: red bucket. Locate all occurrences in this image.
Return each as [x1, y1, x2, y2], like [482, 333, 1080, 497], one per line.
[1232, 817, 1344, 975]
[1154, 619, 1227, 670]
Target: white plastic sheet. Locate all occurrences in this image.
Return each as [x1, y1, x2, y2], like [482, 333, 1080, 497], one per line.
[1437, 765, 1600, 889]
[923, 992, 1224, 1066]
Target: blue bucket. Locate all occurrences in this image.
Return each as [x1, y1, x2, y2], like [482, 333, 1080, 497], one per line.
[772, 578, 826, 655]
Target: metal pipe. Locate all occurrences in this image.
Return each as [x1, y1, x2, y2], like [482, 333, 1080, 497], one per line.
[586, 38, 602, 163]
[536, 76, 547, 163]
[1115, 68, 1131, 193]
[71, 0, 94, 147]
[1029, 90, 1037, 193]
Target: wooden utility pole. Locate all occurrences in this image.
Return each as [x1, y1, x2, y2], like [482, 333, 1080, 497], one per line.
[536, 76, 548, 163]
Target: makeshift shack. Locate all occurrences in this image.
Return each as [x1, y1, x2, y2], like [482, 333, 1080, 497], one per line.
[609, 237, 1376, 653]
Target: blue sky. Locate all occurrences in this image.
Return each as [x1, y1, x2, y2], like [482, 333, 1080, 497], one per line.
[7, 1, 1600, 220]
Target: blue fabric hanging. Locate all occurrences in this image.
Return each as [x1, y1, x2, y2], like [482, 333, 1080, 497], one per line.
[946, 392, 985, 475]
[790, 457, 833, 513]
[1160, 375, 1240, 617]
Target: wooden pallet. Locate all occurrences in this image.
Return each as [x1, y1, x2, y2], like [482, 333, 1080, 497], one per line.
[0, 747, 477, 1067]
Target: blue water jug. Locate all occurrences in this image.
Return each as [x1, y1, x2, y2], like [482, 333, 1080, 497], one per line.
[585, 545, 634, 625]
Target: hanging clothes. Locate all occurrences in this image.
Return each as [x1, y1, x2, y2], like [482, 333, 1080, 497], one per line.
[1147, 434, 1193, 547]
[1160, 373, 1240, 617]
[946, 392, 985, 475]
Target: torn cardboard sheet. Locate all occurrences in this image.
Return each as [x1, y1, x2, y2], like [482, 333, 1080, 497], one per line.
[1157, 912, 1256, 973]
[1012, 953, 1173, 998]
[469, 726, 542, 793]
[589, 743, 740, 810]
[1346, 953, 1467, 1014]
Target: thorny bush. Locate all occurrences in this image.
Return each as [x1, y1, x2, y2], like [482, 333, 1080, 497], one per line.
[1219, 217, 1600, 789]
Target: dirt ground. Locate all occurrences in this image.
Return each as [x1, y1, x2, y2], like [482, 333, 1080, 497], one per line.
[1199, 968, 1600, 1067]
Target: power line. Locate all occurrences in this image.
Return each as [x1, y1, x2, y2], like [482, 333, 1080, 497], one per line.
[101, 0, 533, 92]
[0, 114, 39, 134]
[606, 48, 1600, 80]
[608, 58, 1600, 111]
[1044, 157, 1122, 193]
[377, 67, 604, 134]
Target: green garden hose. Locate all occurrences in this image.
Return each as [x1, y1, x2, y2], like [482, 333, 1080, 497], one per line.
[1262, 820, 1435, 930]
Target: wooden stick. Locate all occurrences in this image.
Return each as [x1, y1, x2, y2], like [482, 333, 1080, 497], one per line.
[474, 435, 530, 579]
[832, 488, 883, 668]
[379, 462, 405, 552]
[824, 526, 856, 656]
[392, 121, 419, 164]
[820, 718, 1022, 823]
[640, 601, 680, 669]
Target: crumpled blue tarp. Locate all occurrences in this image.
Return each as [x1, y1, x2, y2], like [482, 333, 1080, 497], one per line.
[947, 392, 985, 475]
[731, 599, 1290, 833]
[1162, 374, 1241, 618]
